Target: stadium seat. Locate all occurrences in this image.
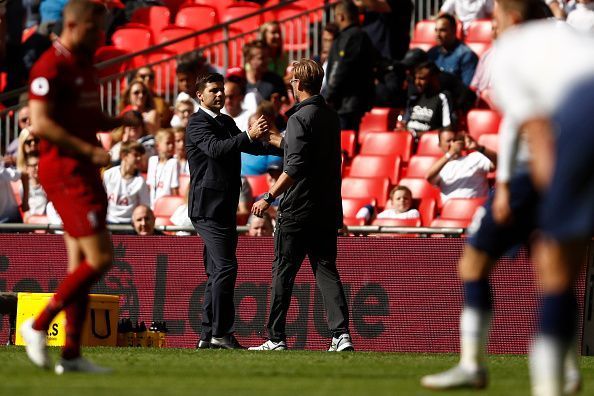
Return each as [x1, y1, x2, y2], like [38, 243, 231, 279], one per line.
[406, 155, 439, 178]
[439, 197, 486, 220]
[161, 0, 187, 13]
[275, 4, 309, 51]
[418, 197, 437, 226]
[359, 107, 397, 133]
[341, 130, 356, 159]
[130, 6, 171, 37]
[94, 46, 131, 78]
[112, 25, 153, 53]
[410, 19, 463, 50]
[245, 174, 268, 197]
[342, 177, 390, 208]
[398, 177, 441, 202]
[430, 218, 471, 228]
[467, 109, 502, 140]
[97, 132, 113, 150]
[372, 218, 421, 227]
[155, 216, 173, 226]
[349, 155, 401, 185]
[145, 50, 177, 96]
[477, 133, 499, 153]
[223, 2, 263, 34]
[294, 0, 325, 20]
[342, 197, 375, 226]
[416, 131, 442, 156]
[154, 195, 185, 218]
[175, 4, 218, 34]
[179, 174, 190, 198]
[191, 0, 234, 21]
[157, 25, 200, 55]
[360, 132, 413, 163]
[465, 19, 493, 44]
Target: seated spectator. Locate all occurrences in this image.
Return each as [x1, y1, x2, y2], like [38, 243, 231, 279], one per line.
[103, 141, 150, 224]
[3, 104, 33, 167]
[16, 128, 40, 172]
[259, 21, 288, 78]
[247, 212, 274, 236]
[400, 62, 453, 136]
[237, 176, 254, 222]
[0, 162, 27, 223]
[428, 13, 478, 86]
[439, 0, 494, 32]
[170, 191, 192, 236]
[470, 18, 498, 99]
[120, 79, 160, 134]
[147, 129, 179, 208]
[241, 103, 284, 176]
[254, 163, 282, 218]
[376, 186, 420, 219]
[426, 128, 496, 203]
[318, 22, 339, 92]
[566, 0, 594, 32]
[134, 66, 172, 127]
[221, 76, 254, 132]
[244, 40, 288, 102]
[173, 128, 189, 176]
[110, 111, 155, 170]
[23, 154, 47, 219]
[170, 99, 194, 129]
[131, 204, 163, 236]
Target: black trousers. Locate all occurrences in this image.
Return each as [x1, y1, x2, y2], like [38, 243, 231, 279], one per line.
[267, 220, 350, 342]
[191, 218, 238, 339]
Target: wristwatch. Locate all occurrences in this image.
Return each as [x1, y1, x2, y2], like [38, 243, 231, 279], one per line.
[262, 192, 275, 204]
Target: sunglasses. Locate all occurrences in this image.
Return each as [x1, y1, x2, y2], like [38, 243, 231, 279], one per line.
[24, 138, 40, 146]
[131, 90, 146, 95]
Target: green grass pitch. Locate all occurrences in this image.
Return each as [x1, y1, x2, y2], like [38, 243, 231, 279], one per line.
[1, 347, 592, 396]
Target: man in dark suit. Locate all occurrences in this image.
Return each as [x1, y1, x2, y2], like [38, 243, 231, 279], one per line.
[186, 72, 280, 349]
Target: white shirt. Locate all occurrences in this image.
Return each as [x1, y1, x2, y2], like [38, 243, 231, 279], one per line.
[440, 0, 494, 31]
[470, 46, 495, 96]
[27, 184, 48, 215]
[438, 152, 493, 202]
[376, 208, 421, 220]
[567, 2, 594, 33]
[170, 92, 200, 128]
[146, 156, 179, 209]
[103, 166, 150, 223]
[199, 105, 254, 142]
[0, 166, 20, 217]
[221, 107, 251, 132]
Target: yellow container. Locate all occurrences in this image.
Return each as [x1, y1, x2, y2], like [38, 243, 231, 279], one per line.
[15, 293, 119, 347]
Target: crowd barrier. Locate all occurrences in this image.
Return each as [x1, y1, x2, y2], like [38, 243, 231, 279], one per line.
[0, 235, 591, 354]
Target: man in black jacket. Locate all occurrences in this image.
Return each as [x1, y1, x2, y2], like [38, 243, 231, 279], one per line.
[250, 59, 353, 352]
[185, 73, 280, 349]
[324, 0, 376, 131]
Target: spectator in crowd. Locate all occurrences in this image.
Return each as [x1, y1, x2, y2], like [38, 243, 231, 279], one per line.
[134, 66, 172, 127]
[237, 176, 254, 224]
[254, 163, 282, 218]
[3, 104, 34, 168]
[428, 13, 478, 86]
[259, 21, 288, 78]
[426, 128, 496, 203]
[146, 129, 179, 208]
[103, 141, 150, 224]
[243, 40, 288, 102]
[110, 111, 155, 170]
[400, 62, 453, 136]
[173, 127, 189, 176]
[170, 189, 192, 236]
[376, 186, 420, 219]
[221, 76, 253, 132]
[241, 103, 284, 176]
[470, 18, 498, 99]
[325, 0, 376, 131]
[170, 99, 194, 129]
[247, 212, 273, 236]
[16, 128, 40, 173]
[22, 154, 47, 220]
[566, 0, 594, 32]
[356, 0, 414, 60]
[131, 204, 163, 236]
[119, 79, 160, 134]
[319, 23, 339, 93]
[0, 156, 27, 223]
[440, 0, 494, 32]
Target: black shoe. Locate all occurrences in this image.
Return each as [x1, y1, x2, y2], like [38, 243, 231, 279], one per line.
[210, 334, 245, 350]
[196, 339, 211, 349]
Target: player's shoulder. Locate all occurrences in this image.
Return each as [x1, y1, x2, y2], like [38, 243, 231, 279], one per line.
[30, 44, 64, 78]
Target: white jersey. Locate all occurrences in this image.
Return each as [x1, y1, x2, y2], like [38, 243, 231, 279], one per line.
[440, 0, 494, 31]
[103, 166, 150, 223]
[438, 152, 493, 202]
[27, 183, 48, 215]
[146, 156, 179, 208]
[376, 208, 421, 220]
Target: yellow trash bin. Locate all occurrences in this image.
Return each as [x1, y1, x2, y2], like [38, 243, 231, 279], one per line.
[15, 293, 120, 347]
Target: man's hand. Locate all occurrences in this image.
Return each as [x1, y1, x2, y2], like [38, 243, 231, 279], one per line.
[251, 199, 271, 218]
[90, 146, 111, 167]
[492, 182, 512, 225]
[448, 138, 464, 159]
[464, 134, 479, 151]
[121, 111, 142, 127]
[249, 115, 270, 141]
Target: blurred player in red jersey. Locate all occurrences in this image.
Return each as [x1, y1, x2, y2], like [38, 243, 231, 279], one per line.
[20, 0, 139, 374]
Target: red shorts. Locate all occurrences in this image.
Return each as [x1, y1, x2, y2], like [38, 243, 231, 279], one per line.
[43, 177, 108, 238]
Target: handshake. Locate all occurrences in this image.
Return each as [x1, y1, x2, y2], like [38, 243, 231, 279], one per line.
[248, 115, 281, 147]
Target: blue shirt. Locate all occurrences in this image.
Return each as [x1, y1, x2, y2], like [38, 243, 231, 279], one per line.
[428, 41, 478, 86]
[241, 154, 283, 176]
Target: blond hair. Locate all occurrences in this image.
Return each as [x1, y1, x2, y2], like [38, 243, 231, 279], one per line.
[291, 59, 324, 94]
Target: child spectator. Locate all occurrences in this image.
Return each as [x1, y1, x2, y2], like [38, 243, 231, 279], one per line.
[566, 0, 594, 33]
[146, 129, 179, 208]
[170, 99, 194, 129]
[376, 186, 420, 219]
[173, 128, 189, 176]
[103, 141, 150, 224]
[110, 111, 155, 170]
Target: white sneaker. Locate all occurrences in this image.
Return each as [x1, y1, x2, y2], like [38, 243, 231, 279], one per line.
[55, 357, 112, 375]
[421, 365, 488, 390]
[20, 318, 52, 369]
[248, 340, 287, 351]
[328, 333, 354, 352]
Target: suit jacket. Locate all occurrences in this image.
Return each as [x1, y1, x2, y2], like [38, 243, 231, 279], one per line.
[185, 108, 280, 225]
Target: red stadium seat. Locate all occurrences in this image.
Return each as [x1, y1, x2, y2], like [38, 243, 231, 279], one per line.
[349, 155, 401, 185]
[275, 4, 309, 51]
[94, 46, 131, 78]
[161, 0, 187, 13]
[360, 132, 413, 163]
[145, 50, 177, 96]
[179, 174, 190, 198]
[342, 197, 375, 226]
[372, 218, 421, 227]
[467, 109, 502, 140]
[154, 195, 185, 217]
[416, 131, 442, 156]
[410, 19, 463, 50]
[223, 2, 263, 34]
[130, 6, 171, 37]
[342, 177, 390, 208]
[465, 19, 493, 43]
[175, 4, 218, 34]
[112, 25, 153, 52]
[430, 218, 471, 228]
[440, 197, 486, 220]
[398, 177, 441, 201]
[157, 25, 200, 55]
[359, 107, 397, 133]
[245, 174, 269, 197]
[191, 0, 234, 20]
[406, 155, 439, 178]
[418, 197, 437, 226]
[341, 130, 356, 159]
[478, 133, 499, 153]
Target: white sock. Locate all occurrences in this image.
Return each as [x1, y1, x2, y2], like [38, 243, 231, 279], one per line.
[529, 336, 565, 396]
[459, 307, 491, 371]
[563, 339, 581, 394]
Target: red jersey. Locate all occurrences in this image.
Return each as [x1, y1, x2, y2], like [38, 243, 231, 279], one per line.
[28, 40, 104, 186]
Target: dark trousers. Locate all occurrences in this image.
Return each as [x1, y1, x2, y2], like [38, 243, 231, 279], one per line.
[191, 218, 238, 339]
[267, 221, 349, 342]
